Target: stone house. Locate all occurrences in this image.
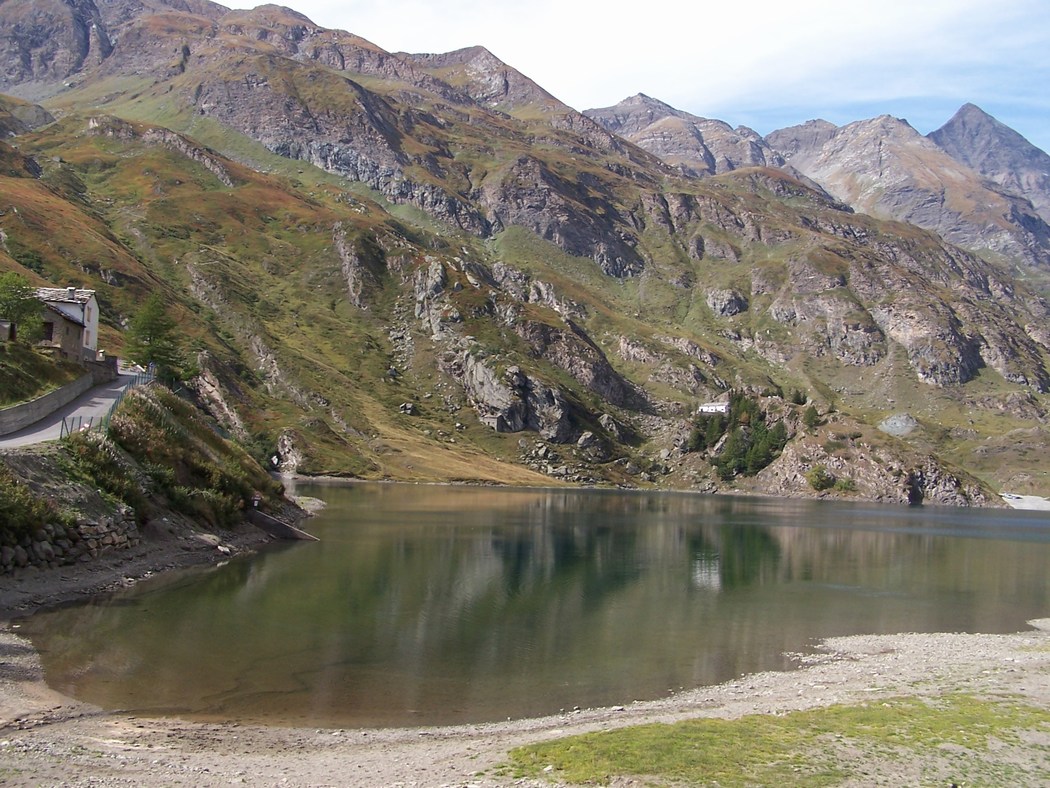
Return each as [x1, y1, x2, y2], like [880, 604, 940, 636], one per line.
[36, 287, 99, 362]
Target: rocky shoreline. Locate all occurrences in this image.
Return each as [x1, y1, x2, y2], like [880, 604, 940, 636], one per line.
[0, 510, 278, 620]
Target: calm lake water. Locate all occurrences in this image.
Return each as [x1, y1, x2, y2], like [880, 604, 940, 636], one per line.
[19, 483, 1050, 728]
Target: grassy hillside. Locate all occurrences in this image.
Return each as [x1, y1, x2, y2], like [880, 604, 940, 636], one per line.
[0, 343, 83, 407]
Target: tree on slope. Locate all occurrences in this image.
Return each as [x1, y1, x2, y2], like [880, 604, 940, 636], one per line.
[0, 272, 42, 342]
[124, 293, 182, 380]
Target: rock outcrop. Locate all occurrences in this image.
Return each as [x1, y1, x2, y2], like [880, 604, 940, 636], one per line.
[752, 424, 995, 507]
[452, 351, 576, 443]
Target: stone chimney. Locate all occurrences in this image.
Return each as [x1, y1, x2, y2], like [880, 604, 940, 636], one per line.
[66, 286, 76, 300]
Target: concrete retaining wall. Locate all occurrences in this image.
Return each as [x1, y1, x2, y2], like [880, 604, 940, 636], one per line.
[0, 374, 94, 437]
[249, 509, 319, 541]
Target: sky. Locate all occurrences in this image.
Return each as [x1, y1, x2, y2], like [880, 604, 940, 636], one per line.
[224, 0, 1050, 153]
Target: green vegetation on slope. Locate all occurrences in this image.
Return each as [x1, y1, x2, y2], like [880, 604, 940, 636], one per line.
[0, 343, 83, 407]
[65, 385, 284, 528]
[687, 392, 790, 480]
[0, 462, 71, 537]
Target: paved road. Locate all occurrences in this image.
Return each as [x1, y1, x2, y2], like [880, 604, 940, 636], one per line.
[0, 374, 138, 449]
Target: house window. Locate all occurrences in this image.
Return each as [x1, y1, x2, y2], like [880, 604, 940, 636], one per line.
[42, 322, 54, 342]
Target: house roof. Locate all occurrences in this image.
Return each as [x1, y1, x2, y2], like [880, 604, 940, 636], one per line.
[36, 287, 95, 305]
[43, 302, 85, 327]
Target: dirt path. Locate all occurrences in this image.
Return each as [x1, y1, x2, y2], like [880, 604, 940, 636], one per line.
[2, 620, 1049, 786]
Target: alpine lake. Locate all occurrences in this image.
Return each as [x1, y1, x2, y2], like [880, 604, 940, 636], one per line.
[17, 482, 1050, 729]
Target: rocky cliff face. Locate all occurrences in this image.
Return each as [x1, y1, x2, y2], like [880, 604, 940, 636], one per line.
[0, 94, 53, 137]
[751, 425, 993, 507]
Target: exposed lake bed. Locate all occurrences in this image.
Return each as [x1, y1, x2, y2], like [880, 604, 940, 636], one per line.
[3, 482, 1050, 784]
[2, 621, 1050, 785]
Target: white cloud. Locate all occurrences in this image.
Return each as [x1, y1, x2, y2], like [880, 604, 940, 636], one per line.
[222, 0, 1050, 149]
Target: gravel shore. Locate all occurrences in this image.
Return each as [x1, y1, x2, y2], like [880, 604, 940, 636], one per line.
[1, 616, 1049, 786]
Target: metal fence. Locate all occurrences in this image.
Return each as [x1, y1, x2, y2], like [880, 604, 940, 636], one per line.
[60, 371, 155, 439]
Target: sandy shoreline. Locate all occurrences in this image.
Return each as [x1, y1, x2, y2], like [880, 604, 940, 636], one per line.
[1, 618, 1049, 786]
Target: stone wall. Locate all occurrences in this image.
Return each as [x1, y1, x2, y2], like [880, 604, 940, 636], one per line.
[0, 508, 140, 575]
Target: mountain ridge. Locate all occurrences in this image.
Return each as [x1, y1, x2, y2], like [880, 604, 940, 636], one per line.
[0, 0, 1047, 502]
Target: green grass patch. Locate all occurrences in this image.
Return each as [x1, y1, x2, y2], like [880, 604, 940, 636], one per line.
[507, 694, 1050, 786]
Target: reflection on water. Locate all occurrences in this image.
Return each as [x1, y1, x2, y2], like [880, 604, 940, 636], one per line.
[20, 484, 1050, 728]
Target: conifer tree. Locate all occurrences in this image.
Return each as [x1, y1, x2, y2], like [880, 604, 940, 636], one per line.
[124, 293, 182, 380]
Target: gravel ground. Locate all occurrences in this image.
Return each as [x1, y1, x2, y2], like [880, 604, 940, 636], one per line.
[1, 619, 1049, 786]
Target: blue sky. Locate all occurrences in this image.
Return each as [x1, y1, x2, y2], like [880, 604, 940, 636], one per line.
[226, 0, 1050, 153]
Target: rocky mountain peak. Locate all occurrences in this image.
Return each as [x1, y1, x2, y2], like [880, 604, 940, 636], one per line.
[764, 111, 1050, 270]
[929, 103, 1050, 223]
[585, 95, 783, 176]
[400, 45, 565, 115]
[237, 3, 315, 23]
[764, 119, 838, 162]
[214, 3, 333, 62]
[585, 94, 685, 134]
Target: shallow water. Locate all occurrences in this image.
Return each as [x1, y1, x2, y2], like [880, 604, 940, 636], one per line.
[19, 483, 1050, 728]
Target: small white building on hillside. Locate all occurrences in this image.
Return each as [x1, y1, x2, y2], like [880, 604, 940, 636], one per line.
[697, 401, 730, 415]
[36, 287, 99, 362]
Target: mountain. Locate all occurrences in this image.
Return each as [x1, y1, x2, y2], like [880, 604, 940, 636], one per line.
[929, 103, 1050, 225]
[0, 0, 1047, 502]
[585, 94, 785, 177]
[765, 115, 1050, 274]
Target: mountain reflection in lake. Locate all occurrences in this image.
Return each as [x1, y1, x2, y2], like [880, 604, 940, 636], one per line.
[20, 483, 1050, 728]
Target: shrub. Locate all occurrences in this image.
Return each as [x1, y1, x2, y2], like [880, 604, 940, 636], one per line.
[0, 465, 62, 539]
[802, 405, 820, 430]
[805, 464, 836, 491]
[64, 431, 149, 514]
